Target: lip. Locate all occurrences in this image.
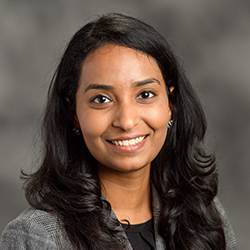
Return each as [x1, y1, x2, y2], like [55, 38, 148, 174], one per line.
[105, 134, 149, 154]
[107, 134, 149, 141]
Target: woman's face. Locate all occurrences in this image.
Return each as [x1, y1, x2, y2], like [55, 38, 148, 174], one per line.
[75, 44, 172, 173]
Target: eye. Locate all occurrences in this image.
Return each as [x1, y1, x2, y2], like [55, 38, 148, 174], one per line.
[137, 91, 156, 100]
[90, 94, 112, 104]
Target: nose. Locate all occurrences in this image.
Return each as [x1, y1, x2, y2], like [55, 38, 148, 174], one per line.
[112, 101, 140, 131]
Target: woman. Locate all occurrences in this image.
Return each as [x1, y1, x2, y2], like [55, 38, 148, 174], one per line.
[0, 13, 237, 249]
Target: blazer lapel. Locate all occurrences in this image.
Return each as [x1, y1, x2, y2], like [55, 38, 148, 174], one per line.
[151, 184, 167, 250]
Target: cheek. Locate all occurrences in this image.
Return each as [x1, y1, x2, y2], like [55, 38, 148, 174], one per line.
[76, 108, 109, 141]
[143, 101, 171, 152]
[143, 102, 171, 130]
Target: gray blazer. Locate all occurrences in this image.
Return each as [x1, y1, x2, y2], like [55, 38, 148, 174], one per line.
[0, 186, 237, 249]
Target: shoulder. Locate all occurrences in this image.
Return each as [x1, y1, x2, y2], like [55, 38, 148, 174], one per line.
[0, 207, 72, 250]
[214, 197, 238, 250]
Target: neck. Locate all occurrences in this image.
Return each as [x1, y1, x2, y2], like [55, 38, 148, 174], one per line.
[98, 165, 152, 224]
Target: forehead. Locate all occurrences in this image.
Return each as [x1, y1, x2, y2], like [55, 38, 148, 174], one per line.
[79, 44, 165, 89]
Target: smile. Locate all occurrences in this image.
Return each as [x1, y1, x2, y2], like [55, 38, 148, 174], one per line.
[106, 135, 149, 154]
[110, 135, 146, 146]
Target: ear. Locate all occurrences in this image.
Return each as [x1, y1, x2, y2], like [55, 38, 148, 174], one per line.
[73, 114, 80, 128]
[168, 86, 174, 117]
[168, 107, 172, 121]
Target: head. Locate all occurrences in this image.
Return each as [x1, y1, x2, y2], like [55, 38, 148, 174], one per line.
[45, 13, 205, 177]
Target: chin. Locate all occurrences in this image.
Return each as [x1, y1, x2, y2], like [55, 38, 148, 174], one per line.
[101, 160, 151, 173]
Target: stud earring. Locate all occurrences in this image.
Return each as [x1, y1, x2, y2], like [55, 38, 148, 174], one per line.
[167, 119, 173, 128]
[72, 127, 81, 135]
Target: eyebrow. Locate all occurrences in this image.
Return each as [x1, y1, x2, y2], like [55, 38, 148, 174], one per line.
[83, 78, 161, 93]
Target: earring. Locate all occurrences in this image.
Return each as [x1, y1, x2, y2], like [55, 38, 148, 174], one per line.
[72, 127, 81, 135]
[167, 119, 173, 128]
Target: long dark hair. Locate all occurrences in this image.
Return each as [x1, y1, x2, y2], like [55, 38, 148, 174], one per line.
[22, 13, 226, 249]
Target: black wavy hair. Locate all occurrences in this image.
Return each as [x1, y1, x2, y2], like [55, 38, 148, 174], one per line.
[22, 13, 226, 249]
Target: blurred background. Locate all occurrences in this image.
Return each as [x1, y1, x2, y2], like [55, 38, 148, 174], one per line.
[0, 0, 249, 248]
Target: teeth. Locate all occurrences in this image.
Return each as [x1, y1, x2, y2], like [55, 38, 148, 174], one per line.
[111, 136, 146, 146]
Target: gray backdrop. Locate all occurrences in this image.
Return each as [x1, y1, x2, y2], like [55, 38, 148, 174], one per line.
[0, 0, 249, 249]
